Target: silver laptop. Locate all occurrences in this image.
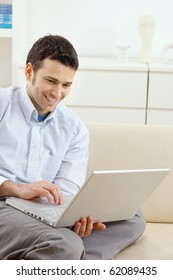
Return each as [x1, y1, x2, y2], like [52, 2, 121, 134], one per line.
[6, 168, 170, 227]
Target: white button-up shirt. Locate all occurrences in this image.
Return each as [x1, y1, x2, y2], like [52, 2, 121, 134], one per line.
[0, 86, 89, 195]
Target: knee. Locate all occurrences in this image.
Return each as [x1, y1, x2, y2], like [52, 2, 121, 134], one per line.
[131, 210, 146, 240]
[60, 229, 85, 259]
[48, 228, 85, 260]
[25, 227, 85, 260]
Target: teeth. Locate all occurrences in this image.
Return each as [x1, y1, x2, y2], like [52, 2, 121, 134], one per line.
[45, 94, 56, 102]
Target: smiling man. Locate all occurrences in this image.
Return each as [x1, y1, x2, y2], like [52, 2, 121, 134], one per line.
[0, 35, 145, 259]
[26, 59, 74, 115]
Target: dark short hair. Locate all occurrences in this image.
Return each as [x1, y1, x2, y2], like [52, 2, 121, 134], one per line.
[26, 34, 79, 72]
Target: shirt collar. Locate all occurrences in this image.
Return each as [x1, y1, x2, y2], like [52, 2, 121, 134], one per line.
[19, 85, 57, 124]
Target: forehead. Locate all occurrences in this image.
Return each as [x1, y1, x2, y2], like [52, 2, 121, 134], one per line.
[36, 58, 76, 81]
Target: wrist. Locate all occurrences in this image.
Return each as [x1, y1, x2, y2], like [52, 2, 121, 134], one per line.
[0, 180, 18, 197]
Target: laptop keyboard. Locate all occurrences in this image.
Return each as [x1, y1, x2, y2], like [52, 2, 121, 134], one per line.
[22, 194, 73, 223]
[39, 205, 65, 220]
[38, 194, 73, 221]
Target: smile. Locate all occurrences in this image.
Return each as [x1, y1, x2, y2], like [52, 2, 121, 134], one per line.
[44, 94, 57, 103]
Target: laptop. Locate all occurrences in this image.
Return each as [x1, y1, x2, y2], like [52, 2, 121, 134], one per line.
[6, 168, 170, 227]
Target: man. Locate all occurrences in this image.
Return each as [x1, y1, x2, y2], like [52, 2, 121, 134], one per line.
[0, 35, 145, 259]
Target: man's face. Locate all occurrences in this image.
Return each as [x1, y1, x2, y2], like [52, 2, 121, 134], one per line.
[25, 58, 75, 115]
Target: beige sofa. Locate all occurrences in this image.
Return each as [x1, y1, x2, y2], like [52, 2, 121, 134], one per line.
[86, 123, 173, 259]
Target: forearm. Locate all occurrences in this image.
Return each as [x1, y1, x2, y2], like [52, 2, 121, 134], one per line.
[0, 180, 19, 197]
[0, 180, 63, 203]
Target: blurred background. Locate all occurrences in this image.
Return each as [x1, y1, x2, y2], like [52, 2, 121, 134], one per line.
[1, 0, 173, 125]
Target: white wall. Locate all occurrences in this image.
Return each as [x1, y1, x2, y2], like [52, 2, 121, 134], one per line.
[14, 0, 173, 61]
[10, 0, 173, 125]
[0, 38, 12, 87]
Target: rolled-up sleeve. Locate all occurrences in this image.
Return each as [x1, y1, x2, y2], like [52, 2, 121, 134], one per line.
[0, 175, 9, 185]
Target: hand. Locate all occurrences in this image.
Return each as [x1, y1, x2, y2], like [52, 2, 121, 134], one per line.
[72, 216, 106, 238]
[1, 180, 63, 204]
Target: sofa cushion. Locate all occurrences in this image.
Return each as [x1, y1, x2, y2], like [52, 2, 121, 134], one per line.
[113, 222, 173, 259]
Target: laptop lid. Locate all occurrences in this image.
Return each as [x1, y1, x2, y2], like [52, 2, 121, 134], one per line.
[6, 168, 170, 227]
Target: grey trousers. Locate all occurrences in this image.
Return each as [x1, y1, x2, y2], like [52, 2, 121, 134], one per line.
[0, 200, 146, 260]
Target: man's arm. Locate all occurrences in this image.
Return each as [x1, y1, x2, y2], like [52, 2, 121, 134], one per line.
[0, 180, 63, 204]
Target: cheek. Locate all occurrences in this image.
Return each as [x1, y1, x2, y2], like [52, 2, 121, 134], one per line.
[40, 83, 52, 93]
[63, 87, 71, 97]
[30, 84, 43, 102]
[33, 82, 46, 96]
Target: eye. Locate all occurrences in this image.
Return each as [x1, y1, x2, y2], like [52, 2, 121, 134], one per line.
[63, 83, 71, 88]
[47, 79, 56, 84]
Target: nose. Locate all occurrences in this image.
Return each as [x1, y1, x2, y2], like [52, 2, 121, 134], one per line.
[56, 84, 63, 98]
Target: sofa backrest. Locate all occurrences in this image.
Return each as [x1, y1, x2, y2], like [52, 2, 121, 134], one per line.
[86, 123, 173, 223]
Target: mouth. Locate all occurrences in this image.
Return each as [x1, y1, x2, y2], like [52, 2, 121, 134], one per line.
[44, 93, 57, 103]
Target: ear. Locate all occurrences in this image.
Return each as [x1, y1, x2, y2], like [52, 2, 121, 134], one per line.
[25, 63, 33, 80]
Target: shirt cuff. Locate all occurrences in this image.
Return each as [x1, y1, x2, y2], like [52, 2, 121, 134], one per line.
[0, 176, 9, 185]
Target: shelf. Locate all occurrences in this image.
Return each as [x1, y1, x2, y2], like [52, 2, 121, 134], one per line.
[0, 28, 12, 38]
[78, 57, 148, 72]
[148, 62, 173, 73]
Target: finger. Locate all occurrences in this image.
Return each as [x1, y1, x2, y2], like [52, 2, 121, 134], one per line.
[83, 216, 93, 237]
[55, 190, 63, 204]
[93, 222, 106, 231]
[74, 218, 87, 237]
[57, 189, 63, 204]
[77, 218, 87, 237]
[43, 183, 63, 204]
[49, 186, 63, 204]
[73, 221, 82, 235]
[39, 189, 55, 203]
